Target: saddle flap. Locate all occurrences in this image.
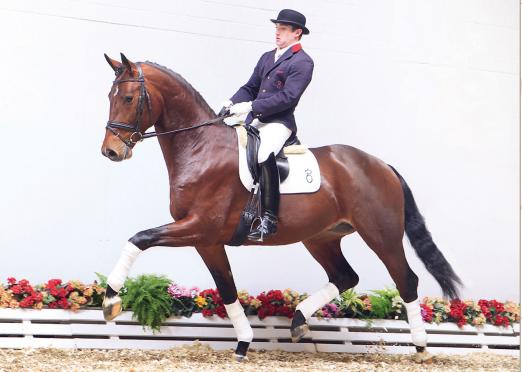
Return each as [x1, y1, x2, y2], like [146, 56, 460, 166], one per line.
[235, 126, 321, 194]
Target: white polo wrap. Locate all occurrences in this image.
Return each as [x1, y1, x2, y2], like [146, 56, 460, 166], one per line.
[405, 298, 427, 347]
[107, 242, 141, 292]
[296, 282, 339, 320]
[224, 299, 253, 343]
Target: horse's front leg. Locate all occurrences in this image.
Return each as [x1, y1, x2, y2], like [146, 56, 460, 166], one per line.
[196, 244, 253, 362]
[102, 216, 202, 321]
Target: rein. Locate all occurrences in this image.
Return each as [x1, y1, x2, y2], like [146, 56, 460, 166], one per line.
[106, 62, 233, 148]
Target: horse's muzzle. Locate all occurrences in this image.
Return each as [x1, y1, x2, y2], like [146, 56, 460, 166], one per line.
[101, 146, 132, 162]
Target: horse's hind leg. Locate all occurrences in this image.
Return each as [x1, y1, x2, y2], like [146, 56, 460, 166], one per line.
[291, 236, 359, 342]
[355, 215, 432, 362]
[195, 244, 253, 362]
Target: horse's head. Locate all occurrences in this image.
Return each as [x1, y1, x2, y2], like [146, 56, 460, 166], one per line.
[101, 53, 156, 161]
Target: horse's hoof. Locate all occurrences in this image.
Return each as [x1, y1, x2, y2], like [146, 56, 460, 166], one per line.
[291, 323, 309, 343]
[234, 353, 248, 362]
[413, 350, 434, 364]
[102, 295, 122, 321]
[234, 341, 249, 362]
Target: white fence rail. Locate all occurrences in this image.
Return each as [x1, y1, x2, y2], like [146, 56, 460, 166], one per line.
[0, 309, 518, 355]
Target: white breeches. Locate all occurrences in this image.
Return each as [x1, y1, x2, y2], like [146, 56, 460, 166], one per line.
[251, 119, 292, 163]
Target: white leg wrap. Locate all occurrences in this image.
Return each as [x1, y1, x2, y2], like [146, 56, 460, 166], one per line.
[405, 298, 427, 347]
[107, 242, 142, 292]
[225, 299, 253, 343]
[296, 283, 340, 320]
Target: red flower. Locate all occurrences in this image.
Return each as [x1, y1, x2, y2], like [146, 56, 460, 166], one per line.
[7, 277, 16, 285]
[215, 305, 227, 319]
[32, 292, 43, 302]
[11, 285, 22, 294]
[58, 298, 69, 309]
[420, 304, 433, 322]
[201, 309, 213, 317]
[19, 297, 35, 308]
[47, 279, 62, 288]
[449, 299, 468, 327]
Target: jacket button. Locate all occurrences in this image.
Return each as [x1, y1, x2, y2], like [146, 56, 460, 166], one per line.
[262, 89, 266, 92]
[267, 76, 270, 79]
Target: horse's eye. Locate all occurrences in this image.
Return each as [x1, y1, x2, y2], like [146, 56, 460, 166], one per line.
[125, 96, 133, 103]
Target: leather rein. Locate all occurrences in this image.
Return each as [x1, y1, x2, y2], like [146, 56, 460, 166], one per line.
[106, 62, 232, 148]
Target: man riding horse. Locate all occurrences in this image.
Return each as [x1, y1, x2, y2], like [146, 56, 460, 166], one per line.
[220, 9, 314, 242]
[101, 7, 461, 363]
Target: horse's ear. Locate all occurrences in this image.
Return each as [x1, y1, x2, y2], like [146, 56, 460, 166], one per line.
[104, 53, 121, 73]
[120, 53, 134, 75]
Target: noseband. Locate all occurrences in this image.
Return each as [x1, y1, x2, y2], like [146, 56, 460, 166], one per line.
[106, 63, 152, 148]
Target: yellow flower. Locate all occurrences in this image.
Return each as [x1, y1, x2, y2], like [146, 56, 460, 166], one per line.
[472, 313, 486, 326]
[195, 296, 208, 308]
[250, 298, 262, 309]
[68, 280, 86, 292]
[77, 297, 88, 305]
[504, 301, 520, 322]
[83, 287, 94, 297]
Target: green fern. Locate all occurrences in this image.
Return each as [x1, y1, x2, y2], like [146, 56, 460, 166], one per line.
[95, 272, 108, 288]
[121, 274, 173, 332]
[368, 287, 401, 319]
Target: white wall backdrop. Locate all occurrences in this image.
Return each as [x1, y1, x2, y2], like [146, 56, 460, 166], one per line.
[0, 0, 519, 301]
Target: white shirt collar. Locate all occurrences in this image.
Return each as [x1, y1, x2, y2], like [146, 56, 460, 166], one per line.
[275, 41, 300, 61]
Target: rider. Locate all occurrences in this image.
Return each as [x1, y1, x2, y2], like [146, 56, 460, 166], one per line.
[220, 9, 314, 242]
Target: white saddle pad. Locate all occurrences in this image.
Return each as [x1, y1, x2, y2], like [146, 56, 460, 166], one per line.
[235, 127, 321, 194]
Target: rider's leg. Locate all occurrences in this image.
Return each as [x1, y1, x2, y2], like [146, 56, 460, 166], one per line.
[248, 121, 291, 241]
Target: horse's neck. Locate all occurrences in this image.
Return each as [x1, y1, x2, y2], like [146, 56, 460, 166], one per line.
[154, 95, 236, 188]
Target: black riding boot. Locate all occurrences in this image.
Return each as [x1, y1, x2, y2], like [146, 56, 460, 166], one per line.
[248, 153, 280, 242]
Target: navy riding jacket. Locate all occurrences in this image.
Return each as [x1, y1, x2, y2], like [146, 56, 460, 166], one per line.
[230, 43, 314, 133]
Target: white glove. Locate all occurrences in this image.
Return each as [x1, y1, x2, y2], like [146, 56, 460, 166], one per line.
[229, 101, 252, 116]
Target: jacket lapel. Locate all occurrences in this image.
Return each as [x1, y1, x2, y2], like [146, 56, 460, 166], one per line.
[261, 49, 277, 76]
[264, 43, 302, 77]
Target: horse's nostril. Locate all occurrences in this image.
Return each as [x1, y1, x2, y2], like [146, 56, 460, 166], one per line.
[107, 149, 118, 158]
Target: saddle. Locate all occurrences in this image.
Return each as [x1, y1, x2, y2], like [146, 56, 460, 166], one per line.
[240, 125, 306, 183]
[227, 125, 309, 246]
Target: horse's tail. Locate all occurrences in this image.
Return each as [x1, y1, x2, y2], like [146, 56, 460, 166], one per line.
[389, 165, 462, 299]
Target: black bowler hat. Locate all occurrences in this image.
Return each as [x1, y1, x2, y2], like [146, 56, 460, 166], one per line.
[271, 9, 310, 35]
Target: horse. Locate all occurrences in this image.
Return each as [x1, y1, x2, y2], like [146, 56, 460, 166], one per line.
[100, 53, 461, 363]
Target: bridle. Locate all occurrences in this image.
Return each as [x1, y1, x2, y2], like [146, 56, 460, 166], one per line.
[106, 63, 152, 148]
[106, 62, 231, 148]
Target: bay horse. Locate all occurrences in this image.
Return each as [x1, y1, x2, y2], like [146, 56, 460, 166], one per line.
[100, 53, 461, 362]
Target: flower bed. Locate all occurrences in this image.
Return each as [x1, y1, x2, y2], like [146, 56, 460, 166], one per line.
[1, 275, 519, 333]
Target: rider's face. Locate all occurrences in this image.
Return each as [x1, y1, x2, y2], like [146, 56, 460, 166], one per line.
[275, 23, 302, 49]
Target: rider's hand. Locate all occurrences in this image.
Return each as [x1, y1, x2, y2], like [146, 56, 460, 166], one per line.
[229, 101, 252, 116]
[218, 100, 232, 116]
